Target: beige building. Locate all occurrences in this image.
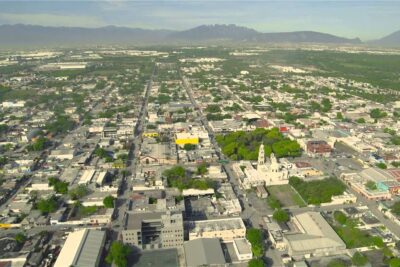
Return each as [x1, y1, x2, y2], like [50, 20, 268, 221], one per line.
[187, 217, 246, 241]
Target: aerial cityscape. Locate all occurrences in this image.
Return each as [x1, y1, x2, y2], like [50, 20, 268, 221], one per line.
[1, 1, 400, 267]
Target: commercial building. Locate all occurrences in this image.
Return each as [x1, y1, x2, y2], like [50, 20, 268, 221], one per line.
[54, 229, 106, 267]
[183, 238, 226, 267]
[187, 217, 246, 241]
[284, 212, 346, 259]
[175, 132, 199, 147]
[122, 211, 184, 250]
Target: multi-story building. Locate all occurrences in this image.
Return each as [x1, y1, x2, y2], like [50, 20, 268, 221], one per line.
[122, 211, 184, 250]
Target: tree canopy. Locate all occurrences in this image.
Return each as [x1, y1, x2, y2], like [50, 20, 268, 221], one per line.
[105, 241, 131, 267]
[163, 166, 215, 191]
[48, 177, 69, 194]
[216, 128, 301, 160]
[103, 195, 115, 208]
[36, 196, 58, 214]
[272, 209, 289, 223]
[246, 228, 264, 257]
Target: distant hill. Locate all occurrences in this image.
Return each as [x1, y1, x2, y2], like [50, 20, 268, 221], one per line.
[0, 24, 362, 47]
[371, 30, 400, 46]
[170, 25, 362, 44]
[0, 24, 172, 47]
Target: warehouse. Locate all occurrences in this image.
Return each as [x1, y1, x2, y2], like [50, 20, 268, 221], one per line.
[54, 229, 106, 267]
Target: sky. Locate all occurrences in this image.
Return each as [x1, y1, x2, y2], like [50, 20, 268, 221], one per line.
[0, 1, 399, 40]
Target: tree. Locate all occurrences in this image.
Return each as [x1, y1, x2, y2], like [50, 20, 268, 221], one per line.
[370, 108, 387, 120]
[105, 241, 131, 267]
[356, 118, 366, 124]
[336, 112, 344, 120]
[391, 201, 400, 216]
[15, 233, 27, 244]
[272, 209, 289, 223]
[37, 196, 58, 214]
[389, 258, 400, 267]
[352, 252, 368, 266]
[183, 143, 196, 151]
[376, 163, 387, 169]
[48, 177, 68, 194]
[196, 163, 208, 176]
[246, 228, 264, 257]
[267, 196, 281, 209]
[365, 180, 377, 190]
[103, 195, 115, 208]
[27, 136, 48, 151]
[69, 185, 90, 200]
[248, 258, 264, 267]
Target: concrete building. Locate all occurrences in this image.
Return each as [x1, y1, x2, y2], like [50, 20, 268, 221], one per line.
[284, 212, 346, 259]
[54, 229, 106, 267]
[122, 211, 184, 250]
[187, 217, 246, 241]
[183, 238, 226, 267]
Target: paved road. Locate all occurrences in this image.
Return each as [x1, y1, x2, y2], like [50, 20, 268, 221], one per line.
[111, 64, 156, 235]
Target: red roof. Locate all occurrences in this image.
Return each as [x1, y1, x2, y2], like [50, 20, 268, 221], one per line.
[279, 126, 288, 133]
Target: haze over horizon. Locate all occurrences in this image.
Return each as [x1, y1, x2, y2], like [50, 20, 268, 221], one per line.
[0, 0, 400, 41]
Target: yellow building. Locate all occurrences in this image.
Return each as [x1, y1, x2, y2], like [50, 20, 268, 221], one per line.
[175, 133, 199, 147]
[143, 131, 159, 138]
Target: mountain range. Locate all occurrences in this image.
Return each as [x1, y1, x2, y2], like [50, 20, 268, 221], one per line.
[0, 24, 398, 47]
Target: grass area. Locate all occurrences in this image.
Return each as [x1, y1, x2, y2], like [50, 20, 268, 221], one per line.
[289, 176, 346, 205]
[267, 184, 306, 207]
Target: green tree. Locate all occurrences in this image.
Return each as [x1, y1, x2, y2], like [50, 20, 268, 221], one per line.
[370, 108, 387, 120]
[105, 241, 132, 267]
[267, 196, 281, 209]
[15, 233, 27, 244]
[36, 196, 58, 214]
[376, 163, 387, 169]
[48, 177, 68, 194]
[27, 136, 48, 151]
[69, 185, 90, 200]
[391, 201, 400, 216]
[196, 163, 208, 176]
[352, 252, 368, 266]
[248, 258, 264, 267]
[389, 258, 400, 267]
[273, 209, 289, 223]
[183, 143, 196, 151]
[356, 118, 366, 124]
[336, 112, 344, 120]
[246, 228, 264, 257]
[365, 180, 377, 190]
[103, 195, 115, 208]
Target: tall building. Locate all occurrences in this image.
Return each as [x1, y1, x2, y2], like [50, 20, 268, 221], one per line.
[122, 211, 184, 250]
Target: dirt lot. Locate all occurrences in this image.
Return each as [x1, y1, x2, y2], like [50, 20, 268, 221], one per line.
[267, 184, 306, 207]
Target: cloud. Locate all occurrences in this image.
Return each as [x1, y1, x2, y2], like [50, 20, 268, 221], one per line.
[0, 13, 105, 27]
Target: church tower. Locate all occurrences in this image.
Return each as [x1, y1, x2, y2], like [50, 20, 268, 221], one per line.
[258, 144, 265, 167]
